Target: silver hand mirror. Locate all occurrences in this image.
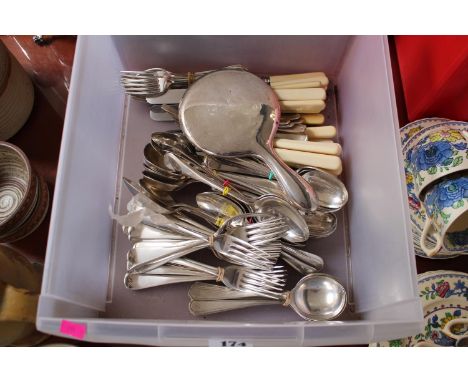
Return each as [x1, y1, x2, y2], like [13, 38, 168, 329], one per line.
[178, 69, 318, 211]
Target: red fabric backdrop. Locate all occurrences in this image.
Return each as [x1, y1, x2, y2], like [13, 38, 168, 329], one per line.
[394, 36, 468, 122]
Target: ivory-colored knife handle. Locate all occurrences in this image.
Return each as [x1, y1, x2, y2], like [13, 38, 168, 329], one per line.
[272, 80, 323, 89]
[271, 71, 327, 81]
[273, 88, 326, 101]
[274, 139, 342, 156]
[270, 72, 329, 87]
[305, 125, 337, 139]
[275, 133, 308, 141]
[280, 100, 326, 114]
[302, 113, 325, 125]
[275, 148, 342, 174]
[309, 139, 334, 143]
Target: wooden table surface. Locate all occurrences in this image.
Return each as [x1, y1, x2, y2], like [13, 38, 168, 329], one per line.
[1, 35, 466, 346]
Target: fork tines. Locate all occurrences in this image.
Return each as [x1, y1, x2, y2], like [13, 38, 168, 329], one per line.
[224, 236, 277, 270]
[244, 218, 289, 247]
[239, 266, 287, 298]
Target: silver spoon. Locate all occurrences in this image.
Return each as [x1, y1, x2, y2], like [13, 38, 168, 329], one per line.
[303, 210, 337, 238]
[164, 152, 252, 205]
[298, 167, 348, 212]
[142, 170, 187, 192]
[211, 164, 346, 214]
[218, 172, 283, 198]
[219, 165, 347, 213]
[151, 130, 197, 159]
[196, 192, 247, 221]
[178, 69, 318, 211]
[203, 155, 271, 178]
[188, 273, 347, 321]
[144, 143, 183, 180]
[253, 194, 309, 243]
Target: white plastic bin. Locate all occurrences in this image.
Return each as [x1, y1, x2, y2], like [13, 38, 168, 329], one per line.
[37, 36, 423, 346]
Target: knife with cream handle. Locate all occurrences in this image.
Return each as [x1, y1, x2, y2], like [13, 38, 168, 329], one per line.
[275, 148, 342, 174]
[275, 133, 308, 141]
[280, 100, 326, 114]
[270, 72, 329, 88]
[274, 88, 326, 101]
[274, 139, 342, 156]
[305, 125, 336, 139]
[309, 139, 334, 143]
[302, 113, 325, 125]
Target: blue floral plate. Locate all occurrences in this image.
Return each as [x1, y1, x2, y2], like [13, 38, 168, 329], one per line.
[370, 270, 468, 347]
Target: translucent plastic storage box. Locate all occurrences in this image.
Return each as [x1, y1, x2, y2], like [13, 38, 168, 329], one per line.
[37, 36, 423, 346]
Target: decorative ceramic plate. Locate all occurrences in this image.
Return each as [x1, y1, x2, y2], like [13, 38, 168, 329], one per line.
[400, 120, 468, 259]
[402, 120, 468, 158]
[370, 270, 468, 346]
[400, 118, 449, 147]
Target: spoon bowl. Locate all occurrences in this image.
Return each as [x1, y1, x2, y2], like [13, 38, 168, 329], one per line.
[142, 171, 187, 192]
[151, 130, 197, 159]
[196, 192, 247, 218]
[253, 194, 309, 243]
[290, 273, 347, 320]
[298, 167, 348, 212]
[144, 143, 182, 179]
[303, 211, 338, 238]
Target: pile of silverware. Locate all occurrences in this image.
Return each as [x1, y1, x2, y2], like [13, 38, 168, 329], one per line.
[115, 67, 349, 321]
[121, 65, 343, 175]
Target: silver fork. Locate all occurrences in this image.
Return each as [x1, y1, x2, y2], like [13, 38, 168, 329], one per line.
[126, 229, 277, 274]
[224, 215, 287, 266]
[125, 258, 286, 298]
[119, 207, 278, 273]
[120, 65, 247, 99]
[224, 213, 289, 248]
[223, 214, 323, 274]
[116, 190, 281, 271]
[189, 202, 323, 275]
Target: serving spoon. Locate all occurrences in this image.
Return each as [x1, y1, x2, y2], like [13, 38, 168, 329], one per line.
[188, 273, 347, 321]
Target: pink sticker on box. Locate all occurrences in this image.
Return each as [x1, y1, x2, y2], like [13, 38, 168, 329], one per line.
[60, 320, 87, 340]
